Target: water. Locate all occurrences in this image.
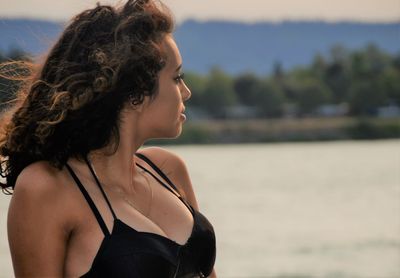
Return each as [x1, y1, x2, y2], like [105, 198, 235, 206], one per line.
[1, 140, 399, 277]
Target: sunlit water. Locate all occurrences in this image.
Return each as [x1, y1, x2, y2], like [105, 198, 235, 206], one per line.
[1, 140, 399, 278]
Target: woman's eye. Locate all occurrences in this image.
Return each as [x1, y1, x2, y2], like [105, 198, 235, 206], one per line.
[174, 73, 185, 83]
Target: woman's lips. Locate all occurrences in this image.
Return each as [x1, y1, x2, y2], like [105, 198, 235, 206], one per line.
[180, 106, 186, 120]
[180, 113, 186, 121]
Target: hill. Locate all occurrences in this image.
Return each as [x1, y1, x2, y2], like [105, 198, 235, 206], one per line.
[1, 18, 399, 74]
[175, 20, 400, 74]
[0, 19, 63, 56]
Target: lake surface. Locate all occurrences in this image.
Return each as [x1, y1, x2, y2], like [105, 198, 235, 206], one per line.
[1, 139, 399, 277]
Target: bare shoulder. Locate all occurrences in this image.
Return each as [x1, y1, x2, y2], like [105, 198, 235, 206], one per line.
[13, 161, 67, 202]
[138, 146, 186, 170]
[8, 161, 74, 276]
[137, 146, 199, 209]
[9, 161, 74, 233]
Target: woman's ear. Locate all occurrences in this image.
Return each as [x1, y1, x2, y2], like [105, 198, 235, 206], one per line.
[130, 94, 150, 113]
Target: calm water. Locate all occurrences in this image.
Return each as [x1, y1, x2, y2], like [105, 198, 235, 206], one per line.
[0, 140, 399, 278]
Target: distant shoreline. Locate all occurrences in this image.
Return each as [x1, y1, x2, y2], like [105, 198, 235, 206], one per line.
[147, 116, 400, 145]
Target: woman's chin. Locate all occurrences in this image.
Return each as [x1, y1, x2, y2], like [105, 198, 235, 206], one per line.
[153, 124, 183, 140]
[172, 125, 183, 139]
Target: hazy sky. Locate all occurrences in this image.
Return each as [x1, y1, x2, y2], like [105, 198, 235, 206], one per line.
[0, 0, 399, 23]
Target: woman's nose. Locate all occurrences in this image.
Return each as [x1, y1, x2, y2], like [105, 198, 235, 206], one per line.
[182, 82, 191, 101]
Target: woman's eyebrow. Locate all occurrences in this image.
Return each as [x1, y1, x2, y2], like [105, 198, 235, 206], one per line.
[175, 64, 182, 72]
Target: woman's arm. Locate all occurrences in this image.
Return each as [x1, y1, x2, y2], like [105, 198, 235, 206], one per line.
[7, 162, 72, 277]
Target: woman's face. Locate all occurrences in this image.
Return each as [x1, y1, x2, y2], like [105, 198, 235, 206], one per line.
[141, 34, 191, 139]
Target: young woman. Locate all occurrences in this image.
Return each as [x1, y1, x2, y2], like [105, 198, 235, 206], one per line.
[0, 0, 216, 277]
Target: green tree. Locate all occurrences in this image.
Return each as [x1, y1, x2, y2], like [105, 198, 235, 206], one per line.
[346, 44, 393, 115]
[350, 44, 390, 79]
[393, 52, 400, 71]
[0, 50, 5, 62]
[283, 67, 314, 101]
[322, 45, 351, 103]
[272, 61, 284, 82]
[184, 71, 206, 107]
[298, 78, 332, 116]
[378, 67, 400, 106]
[348, 80, 387, 115]
[233, 73, 261, 106]
[311, 53, 327, 80]
[255, 79, 285, 118]
[6, 47, 29, 61]
[201, 67, 236, 119]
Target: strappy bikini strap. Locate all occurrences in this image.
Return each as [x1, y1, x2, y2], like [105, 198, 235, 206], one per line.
[135, 152, 180, 193]
[65, 163, 110, 237]
[84, 157, 117, 220]
[136, 163, 194, 214]
[135, 153, 194, 214]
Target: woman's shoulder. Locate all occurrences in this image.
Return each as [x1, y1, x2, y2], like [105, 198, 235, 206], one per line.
[8, 161, 76, 276]
[137, 146, 189, 183]
[137, 146, 185, 167]
[14, 161, 76, 197]
[137, 146, 199, 209]
[10, 161, 78, 230]
[14, 161, 66, 196]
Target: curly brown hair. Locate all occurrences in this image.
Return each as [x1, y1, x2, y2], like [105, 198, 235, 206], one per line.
[0, 0, 174, 192]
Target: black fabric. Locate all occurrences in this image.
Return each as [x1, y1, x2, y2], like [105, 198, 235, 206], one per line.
[84, 156, 117, 220]
[65, 163, 110, 237]
[65, 153, 216, 278]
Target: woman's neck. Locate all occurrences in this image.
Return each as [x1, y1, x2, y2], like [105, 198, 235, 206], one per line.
[88, 110, 146, 191]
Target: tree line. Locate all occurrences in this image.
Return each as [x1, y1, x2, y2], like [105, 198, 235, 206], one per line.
[1, 44, 399, 119]
[185, 44, 400, 119]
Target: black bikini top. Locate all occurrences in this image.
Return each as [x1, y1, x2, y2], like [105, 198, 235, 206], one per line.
[65, 152, 216, 278]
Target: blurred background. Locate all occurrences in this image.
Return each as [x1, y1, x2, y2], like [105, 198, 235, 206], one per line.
[0, 0, 399, 277]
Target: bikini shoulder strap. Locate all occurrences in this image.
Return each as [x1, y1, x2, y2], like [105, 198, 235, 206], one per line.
[65, 163, 111, 236]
